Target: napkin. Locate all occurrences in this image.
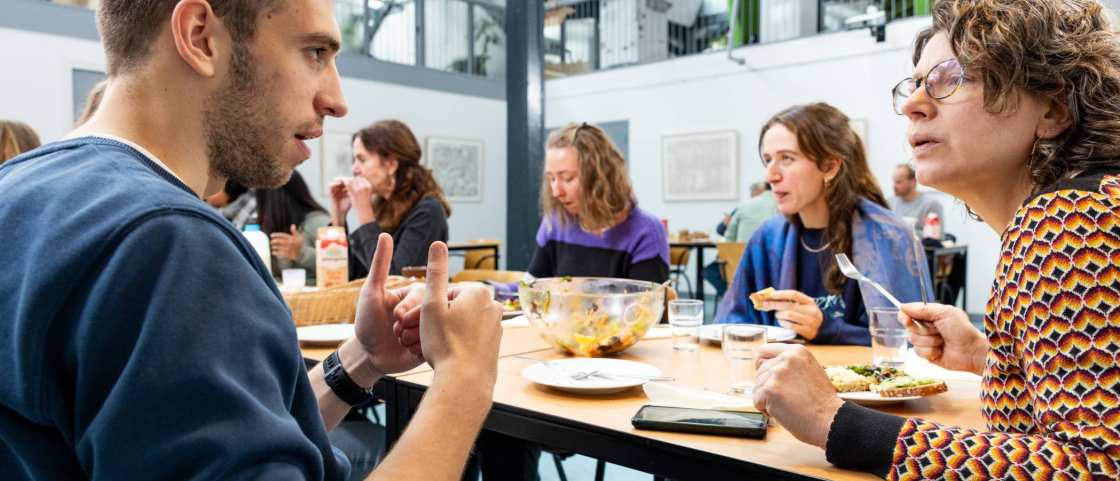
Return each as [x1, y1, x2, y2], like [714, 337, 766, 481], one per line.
[903, 348, 982, 381]
[501, 315, 530, 328]
[643, 382, 758, 412]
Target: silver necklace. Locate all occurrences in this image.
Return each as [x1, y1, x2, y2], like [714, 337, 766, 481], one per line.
[800, 236, 832, 253]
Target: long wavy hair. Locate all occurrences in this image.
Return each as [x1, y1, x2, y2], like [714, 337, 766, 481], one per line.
[256, 171, 325, 235]
[915, 0, 1120, 192]
[760, 103, 889, 293]
[353, 120, 451, 232]
[542, 123, 634, 233]
[0, 120, 40, 164]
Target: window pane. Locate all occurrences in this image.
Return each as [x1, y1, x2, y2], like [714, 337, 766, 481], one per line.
[370, 0, 417, 65]
[472, 4, 506, 78]
[424, 0, 470, 73]
[335, 0, 367, 54]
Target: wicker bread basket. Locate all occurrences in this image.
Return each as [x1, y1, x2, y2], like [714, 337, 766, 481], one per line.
[284, 276, 415, 327]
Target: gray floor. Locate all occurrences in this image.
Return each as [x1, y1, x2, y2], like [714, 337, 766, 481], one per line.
[539, 454, 652, 481]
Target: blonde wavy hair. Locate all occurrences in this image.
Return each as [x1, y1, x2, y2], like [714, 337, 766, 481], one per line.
[916, 0, 1120, 190]
[542, 123, 634, 233]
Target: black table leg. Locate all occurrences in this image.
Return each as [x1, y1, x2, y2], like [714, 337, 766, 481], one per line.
[694, 246, 706, 303]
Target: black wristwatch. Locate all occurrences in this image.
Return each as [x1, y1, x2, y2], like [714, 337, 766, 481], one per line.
[323, 350, 375, 406]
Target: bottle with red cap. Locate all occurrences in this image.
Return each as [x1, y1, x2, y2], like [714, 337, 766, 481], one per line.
[922, 212, 942, 240]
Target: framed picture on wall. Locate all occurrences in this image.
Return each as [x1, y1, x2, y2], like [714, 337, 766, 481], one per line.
[320, 132, 354, 197]
[71, 68, 106, 125]
[661, 130, 739, 201]
[425, 137, 484, 203]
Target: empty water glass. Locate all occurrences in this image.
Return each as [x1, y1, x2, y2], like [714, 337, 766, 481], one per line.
[870, 308, 907, 367]
[668, 300, 704, 351]
[282, 268, 306, 291]
[722, 325, 767, 395]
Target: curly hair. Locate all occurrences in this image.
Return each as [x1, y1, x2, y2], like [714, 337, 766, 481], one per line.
[353, 120, 451, 232]
[915, 0, 1120, 191]
[760, 103, 889, 293]
[542, 123, 634, 233]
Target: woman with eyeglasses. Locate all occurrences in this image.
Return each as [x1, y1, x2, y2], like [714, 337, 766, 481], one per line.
[751, 1, 1120, 478]
[715, 103, 931, 345]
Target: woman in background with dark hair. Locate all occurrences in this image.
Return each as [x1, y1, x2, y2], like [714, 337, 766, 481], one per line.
[329, 120, 451, 278]
[258, 171, 330, 284]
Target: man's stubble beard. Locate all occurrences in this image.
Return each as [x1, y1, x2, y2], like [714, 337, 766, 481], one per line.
[205, 43, 291, 190]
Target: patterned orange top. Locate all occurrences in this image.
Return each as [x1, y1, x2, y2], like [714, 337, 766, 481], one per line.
[888, 173, 1120, 480]
[825, 171, 1120, 480]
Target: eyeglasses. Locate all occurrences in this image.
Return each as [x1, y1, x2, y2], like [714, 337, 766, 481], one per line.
[891, 58, 967, 115]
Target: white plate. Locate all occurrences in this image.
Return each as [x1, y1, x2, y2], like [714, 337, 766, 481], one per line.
[297, 323, 354, 346]
[502, 309, 523, 319]
[521, 358, 662, 395]
[699, 324, 797, 343]
[837, 391, 923, 406]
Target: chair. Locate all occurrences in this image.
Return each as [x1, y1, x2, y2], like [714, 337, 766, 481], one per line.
[669, 246, 693, 298]
[715, 241, 747, 289]
[463, 239, 500, 270]
[451, 269, 527, 284]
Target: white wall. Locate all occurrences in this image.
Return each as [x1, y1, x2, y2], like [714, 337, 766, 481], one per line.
[0, 26, 507, 266]
[545, 17, 999, 313]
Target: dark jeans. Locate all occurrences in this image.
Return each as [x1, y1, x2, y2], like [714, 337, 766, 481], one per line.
[462, 430, 542, 481]
[702, 261, 728, 298]
[329, 416, 385, 481]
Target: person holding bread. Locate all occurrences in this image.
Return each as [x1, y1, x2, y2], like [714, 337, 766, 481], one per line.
[750, 1, 1120, 478]
[715, 103, 931, 345]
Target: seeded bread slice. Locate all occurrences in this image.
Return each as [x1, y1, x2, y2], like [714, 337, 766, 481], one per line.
[871, 377, 948, 398]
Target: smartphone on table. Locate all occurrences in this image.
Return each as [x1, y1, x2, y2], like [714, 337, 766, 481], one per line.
[631, 405, 768, 439]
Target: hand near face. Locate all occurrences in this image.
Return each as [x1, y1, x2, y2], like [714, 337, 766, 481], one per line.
[752, 343, 844, 448]
[899, 302, 988, 375]
[269, 224, 304, 261]
[328, 177, 351, 224]
[352, 233, 424, 374]
[759, 290, 824, 341]
[345, 177, 376, 225]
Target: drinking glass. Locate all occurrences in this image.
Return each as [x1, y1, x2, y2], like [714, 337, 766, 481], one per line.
[870, 308, 907, 367]
[722, 325, 767, 395]
[668, 300, 704, 351]
[282, 268, 306, 291]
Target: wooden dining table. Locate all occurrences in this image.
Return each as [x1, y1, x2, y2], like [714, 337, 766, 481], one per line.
[302, 326, 985, 480]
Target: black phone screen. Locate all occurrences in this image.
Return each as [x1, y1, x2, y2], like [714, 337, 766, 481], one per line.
[634, 406, 767, 430]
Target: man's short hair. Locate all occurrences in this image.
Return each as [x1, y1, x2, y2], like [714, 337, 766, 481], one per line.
[896, 163, 916, 180]
[98, 0, 280, 75]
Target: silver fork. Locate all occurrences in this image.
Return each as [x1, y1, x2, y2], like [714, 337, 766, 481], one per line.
[835, 253, 932, 334]
[513, 355, 674, 382]
[835, 253, 903, 307]
[570, 370, 675, 382]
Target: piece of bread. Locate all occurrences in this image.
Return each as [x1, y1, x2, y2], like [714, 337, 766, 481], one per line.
[871, 376, 948, 398]
[749, 287, 776, 310]
[825, 366, 875, 393]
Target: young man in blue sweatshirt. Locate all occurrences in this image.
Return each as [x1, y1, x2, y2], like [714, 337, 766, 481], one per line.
[0, 1, 502, 480]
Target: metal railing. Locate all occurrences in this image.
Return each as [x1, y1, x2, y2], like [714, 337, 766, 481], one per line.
[33, 0, 506, 80]
[545, 0, 932, 77]
[336, 0, 506, 79]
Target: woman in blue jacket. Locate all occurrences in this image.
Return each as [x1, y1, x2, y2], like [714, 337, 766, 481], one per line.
[717, 103, 931, 345]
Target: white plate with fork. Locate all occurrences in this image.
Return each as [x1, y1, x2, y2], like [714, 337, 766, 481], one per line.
[521, 358, 663, 395]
